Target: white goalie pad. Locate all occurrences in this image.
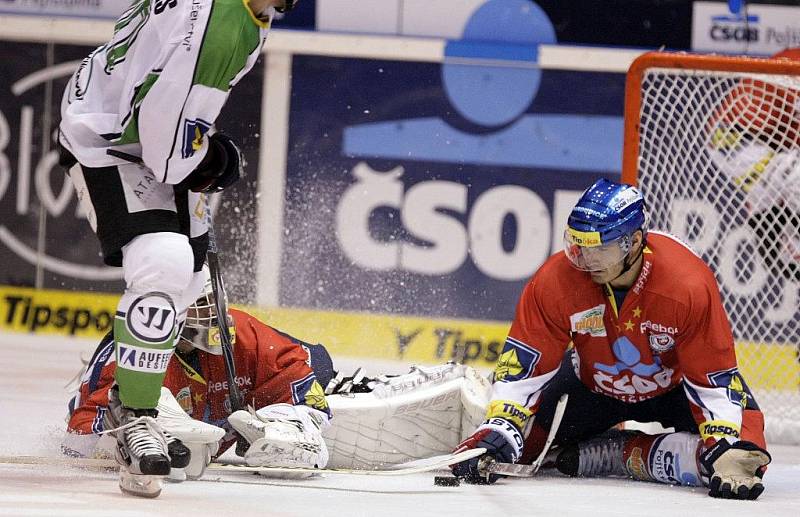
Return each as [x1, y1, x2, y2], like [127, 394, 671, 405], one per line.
[322, 363, 491, 469]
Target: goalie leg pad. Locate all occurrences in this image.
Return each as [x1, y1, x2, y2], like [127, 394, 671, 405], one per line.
[322, 364, 491, 469]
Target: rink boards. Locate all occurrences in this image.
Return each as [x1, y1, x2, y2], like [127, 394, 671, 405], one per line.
[1, 283, 797, 391]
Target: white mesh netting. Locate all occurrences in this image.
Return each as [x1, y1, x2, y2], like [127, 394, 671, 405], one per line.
[634, 62, 800, 445]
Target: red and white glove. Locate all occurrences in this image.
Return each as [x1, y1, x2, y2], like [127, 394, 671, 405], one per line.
[450, 418, 523, 484]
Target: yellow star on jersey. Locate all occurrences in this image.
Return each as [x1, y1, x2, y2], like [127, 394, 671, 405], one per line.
[633, 306, 642, 318]
[624, 320, 635, 331]
[193, 392, 204, 405]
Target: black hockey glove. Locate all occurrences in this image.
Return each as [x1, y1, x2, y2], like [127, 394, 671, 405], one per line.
[180, 133, 242, 193]
[451, 418, 522, 484]
[699, 439, 771, 500]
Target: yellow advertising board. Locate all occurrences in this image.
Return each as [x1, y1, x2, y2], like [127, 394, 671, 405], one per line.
[1, 284, 797, 388]
[0, 284, 510, 369]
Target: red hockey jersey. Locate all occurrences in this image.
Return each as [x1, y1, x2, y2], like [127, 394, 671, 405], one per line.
[488, 232, 758, 444]
[66, 308, 329, 454]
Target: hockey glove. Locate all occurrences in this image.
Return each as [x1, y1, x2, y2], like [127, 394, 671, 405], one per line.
[699, 439, 771, 500]
[228, 403, 330, 475]
[181, 133, 243, 193]
[451, 418, 523, 484]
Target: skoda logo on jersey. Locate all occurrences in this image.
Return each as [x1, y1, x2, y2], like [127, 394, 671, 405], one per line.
[182, 118, 212, 159]
[126, 292, 176, 344]
[175, 386, 193, 415]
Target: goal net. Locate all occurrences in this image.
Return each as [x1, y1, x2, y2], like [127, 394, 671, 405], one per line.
[623, 52, 800, 445]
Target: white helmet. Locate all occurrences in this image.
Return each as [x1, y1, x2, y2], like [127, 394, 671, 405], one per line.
[179, 264, 234, 355]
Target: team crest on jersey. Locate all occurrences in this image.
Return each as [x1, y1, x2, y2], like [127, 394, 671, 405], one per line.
[570, 304, 607, 337]
[493, 337, 541, 383]
[648, 333, 675, 353]
[290, 374, 330, 416]
[175, 387, 193, 415]
[708, 368, 751, 409]
[182, 118, 212, 158]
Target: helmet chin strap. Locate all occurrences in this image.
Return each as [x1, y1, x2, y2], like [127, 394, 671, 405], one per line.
[608, 240, 645, 285]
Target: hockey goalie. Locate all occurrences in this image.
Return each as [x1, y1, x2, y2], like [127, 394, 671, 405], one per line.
[63, 267, 490, 488]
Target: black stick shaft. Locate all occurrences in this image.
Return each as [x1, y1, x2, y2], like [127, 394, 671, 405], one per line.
[205, 197, 244, 413]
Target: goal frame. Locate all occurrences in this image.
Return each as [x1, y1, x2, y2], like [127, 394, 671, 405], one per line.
[620, 50, 800, 445]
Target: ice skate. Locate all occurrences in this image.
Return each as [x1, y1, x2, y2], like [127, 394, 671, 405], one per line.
[105, 387, 172, 497]
[556, 430, 629, 478]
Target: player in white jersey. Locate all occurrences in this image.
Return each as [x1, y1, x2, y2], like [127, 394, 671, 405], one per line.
[58, 0, 298, 498]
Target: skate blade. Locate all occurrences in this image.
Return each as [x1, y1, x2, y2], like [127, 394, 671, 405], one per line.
[119, 469, 164, 498]
[166, 468, 187, 483]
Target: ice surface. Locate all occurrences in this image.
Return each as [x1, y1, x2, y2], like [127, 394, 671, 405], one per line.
[1, 332, 798, 517]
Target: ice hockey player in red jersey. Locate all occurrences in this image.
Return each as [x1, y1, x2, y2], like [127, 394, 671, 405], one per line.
[451, 178, 771, 500]
[64, 266, 333, 482]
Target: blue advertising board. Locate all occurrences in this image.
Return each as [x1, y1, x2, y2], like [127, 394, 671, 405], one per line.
[279, 55, 626, 320]
[0, 41, 262, 299]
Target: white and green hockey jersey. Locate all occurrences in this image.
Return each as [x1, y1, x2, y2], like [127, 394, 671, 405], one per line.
[59, 0, 273, 184]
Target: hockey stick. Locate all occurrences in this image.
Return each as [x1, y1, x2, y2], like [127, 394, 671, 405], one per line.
[203, 197, 244, 406]
[0, 448, 486, 477]
[203, 195, 251, 455]
[481, 393, 569, 478]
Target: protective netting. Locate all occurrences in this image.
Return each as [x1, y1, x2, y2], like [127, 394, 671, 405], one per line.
[634, 63, 800, 445]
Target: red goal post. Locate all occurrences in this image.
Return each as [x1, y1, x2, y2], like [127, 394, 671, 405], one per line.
[621, 51, 800, 445]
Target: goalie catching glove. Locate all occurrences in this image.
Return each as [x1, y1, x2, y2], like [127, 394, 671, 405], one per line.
[451, 417, 523, 484]
[228, 403, 330, 472]
[699, 439, 771, 500]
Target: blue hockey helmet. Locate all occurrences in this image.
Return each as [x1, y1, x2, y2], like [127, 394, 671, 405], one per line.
[564, 178, 648, 272]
